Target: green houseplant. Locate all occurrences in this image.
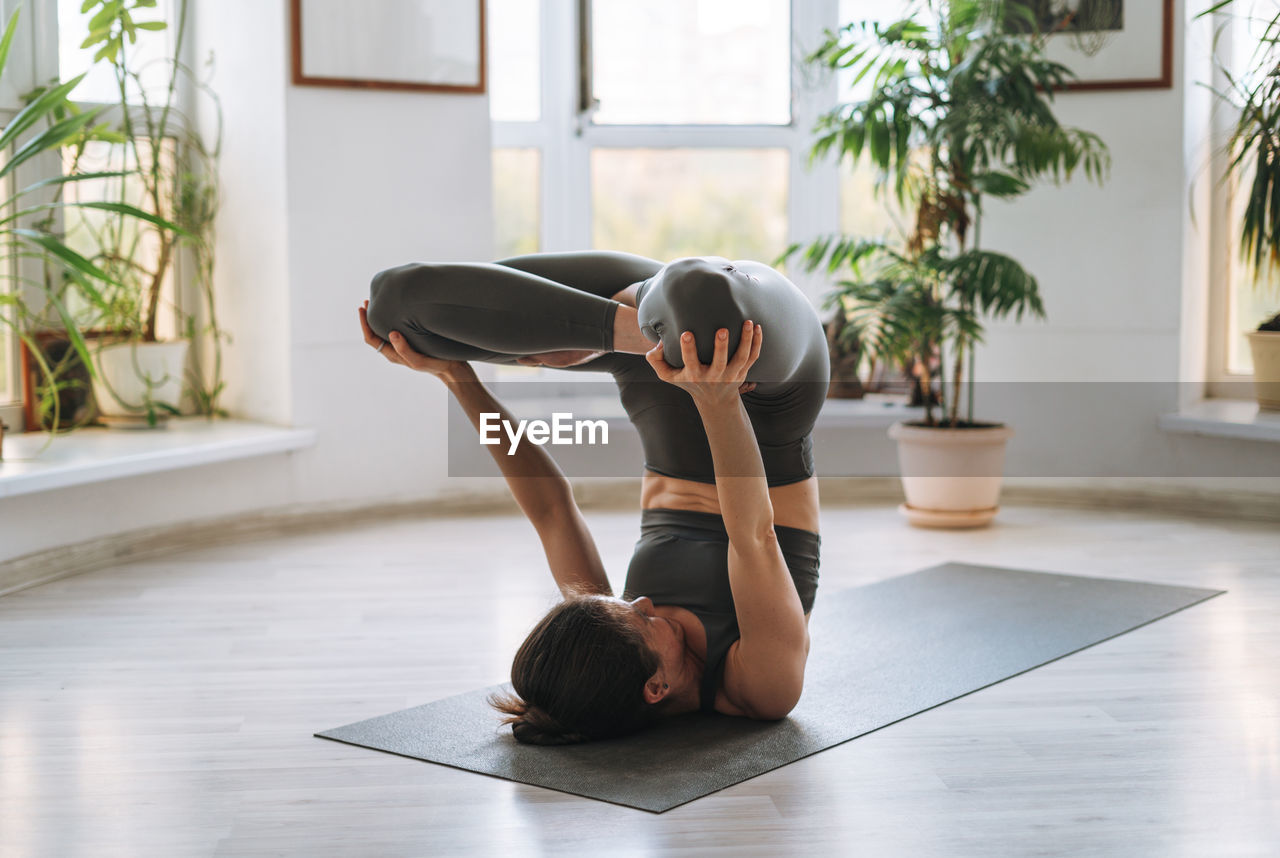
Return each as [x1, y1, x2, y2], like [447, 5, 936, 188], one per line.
[1199, 0, 1280, 409]
[0, 4, 182, 438]
[27, 0, 224, 427]
[787, 0, 1110, 527]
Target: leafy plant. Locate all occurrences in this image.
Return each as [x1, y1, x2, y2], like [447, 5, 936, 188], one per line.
[0, 4, 179, 435]
[1197, 0, 1280, 332]
[783, 0, 1110, 426]
[28, 0, 226, 424]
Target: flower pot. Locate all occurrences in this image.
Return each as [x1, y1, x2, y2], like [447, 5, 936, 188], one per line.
[1246, 330, 1280, 411]
[887, 420, 1015, 528]
[91, 340, 190, 427]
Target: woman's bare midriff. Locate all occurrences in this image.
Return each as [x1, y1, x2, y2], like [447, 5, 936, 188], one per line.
[640, 471, 820, 534]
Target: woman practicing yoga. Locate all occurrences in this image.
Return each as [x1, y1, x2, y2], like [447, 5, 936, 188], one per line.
[358, 251, 829, 745]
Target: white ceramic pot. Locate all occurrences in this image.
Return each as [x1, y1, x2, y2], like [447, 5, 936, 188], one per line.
[887, 421, 1015, 529]
[91, 340, 190, 426]
[1246, 330, 1280, 411]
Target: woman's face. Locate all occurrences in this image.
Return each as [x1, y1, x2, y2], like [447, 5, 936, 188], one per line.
[622, 596, 685, 670]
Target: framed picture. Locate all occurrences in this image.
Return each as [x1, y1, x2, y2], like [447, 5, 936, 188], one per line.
[290, 0, 486, 94]
[1009, 0, 1173, 91]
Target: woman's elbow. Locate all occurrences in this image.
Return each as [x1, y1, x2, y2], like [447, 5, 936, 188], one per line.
[748, 684, 804, 721]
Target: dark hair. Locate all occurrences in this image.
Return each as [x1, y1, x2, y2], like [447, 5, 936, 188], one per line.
[488, 594, 662, 745]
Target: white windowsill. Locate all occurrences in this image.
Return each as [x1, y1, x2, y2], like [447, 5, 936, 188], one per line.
[815, 395, 926, 428]
[499, 392, 925, 429]
[0, 418, 318, 499]
[1158, 398, 1280, 443]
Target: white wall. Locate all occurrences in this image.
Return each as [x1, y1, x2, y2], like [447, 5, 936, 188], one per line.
[190, 0, 292, 426]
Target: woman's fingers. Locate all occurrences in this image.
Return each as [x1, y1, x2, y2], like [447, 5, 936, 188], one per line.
[388, 331, 423, 367]
[710, 328, 730, 373]
[645, 341, 674, 381]
[678, 330, 699, 369]
[357, 303, 379, 346]
[728, 320, 760, 375]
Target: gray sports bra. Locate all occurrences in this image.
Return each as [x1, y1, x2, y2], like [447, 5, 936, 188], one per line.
[621, 508, 821, 713]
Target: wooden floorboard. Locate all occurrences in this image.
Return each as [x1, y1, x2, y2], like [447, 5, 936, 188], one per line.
[0, 503, 1277, 857]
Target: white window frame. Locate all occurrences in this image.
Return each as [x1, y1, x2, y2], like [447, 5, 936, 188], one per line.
[1206, 6, 1260, 398]
[0, 0, 35, 428]
[487, 0, 840, 394]
[490, 0, 841, 299]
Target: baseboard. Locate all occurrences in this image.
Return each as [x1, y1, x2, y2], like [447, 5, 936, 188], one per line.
[2, 477, 1277, 599]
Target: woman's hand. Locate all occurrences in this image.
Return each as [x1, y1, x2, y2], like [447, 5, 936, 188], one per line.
[645, 320, 763, 407]
[359, 300, 470, 381]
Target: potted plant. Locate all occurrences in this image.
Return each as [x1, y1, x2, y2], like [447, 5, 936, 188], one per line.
[1199, 1, 1280, 409]
[40, 0, 225, 427]
[787, 0, 1110, 527]
[0, 4, 180, 440]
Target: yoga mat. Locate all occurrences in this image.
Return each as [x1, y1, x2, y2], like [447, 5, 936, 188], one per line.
[315, 562, 1222, 813]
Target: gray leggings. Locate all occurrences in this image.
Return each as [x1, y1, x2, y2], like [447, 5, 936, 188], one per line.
[365, 251, 829, 485]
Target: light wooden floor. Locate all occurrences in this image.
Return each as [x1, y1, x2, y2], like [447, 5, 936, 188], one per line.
[1, 502, 1277, 857]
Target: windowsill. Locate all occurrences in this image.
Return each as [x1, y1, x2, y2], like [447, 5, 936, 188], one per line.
[498, 392, 925, 429]
[815, 395, 926, 428]
[0, 418, 318, 499]
[1158, 398, 1280, 443]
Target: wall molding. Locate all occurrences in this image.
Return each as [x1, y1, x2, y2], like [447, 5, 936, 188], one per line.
[3, 478, 1278, 598]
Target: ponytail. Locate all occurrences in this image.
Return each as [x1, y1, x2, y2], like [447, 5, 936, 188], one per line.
[489, 595, 662, 745]
[488, 692, 590, 746]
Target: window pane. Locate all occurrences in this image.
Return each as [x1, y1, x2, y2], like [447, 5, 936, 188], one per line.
[592, 148, 788, 261]
[59, 0, 175, 105]
[0, 303, 10, 405]
[1226, 5, 1280, 374]
[836, 1, 926, 102]
[489, 0, 540, 121]
[591, 0, 790, 125]
[1228, 176, 1280, 374]
[493, 148, 541, 258]
[840, 151, 914, 240]
[59, 140, 179, 337]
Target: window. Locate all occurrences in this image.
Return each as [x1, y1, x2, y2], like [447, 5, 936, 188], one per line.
[1, 126, 14, 418]
[1210, 1, 1280, 391]
[489, 0, 854, 279]
[0, 0, 185, 430]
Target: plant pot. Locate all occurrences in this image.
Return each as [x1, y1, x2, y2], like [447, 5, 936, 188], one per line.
[887, 420, 1015, 529]
[1246, 331, 1280, 411]
[91, 340, 190, 428]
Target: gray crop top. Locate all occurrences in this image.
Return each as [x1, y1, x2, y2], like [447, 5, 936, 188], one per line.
[621, 508, 821, 713]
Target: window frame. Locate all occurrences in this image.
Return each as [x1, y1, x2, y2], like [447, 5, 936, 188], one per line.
[490, 0, 840, 301]
[1206, 5, 1262, 397]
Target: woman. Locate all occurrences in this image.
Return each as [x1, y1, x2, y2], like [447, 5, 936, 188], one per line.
[358, 252, 829, 744]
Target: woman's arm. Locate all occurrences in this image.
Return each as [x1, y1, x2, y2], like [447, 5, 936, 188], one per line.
[359, 302, 612, 598]
[646, 324, 810, 719]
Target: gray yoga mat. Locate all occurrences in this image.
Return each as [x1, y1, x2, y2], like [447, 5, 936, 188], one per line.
[315, 562, 1222, 813]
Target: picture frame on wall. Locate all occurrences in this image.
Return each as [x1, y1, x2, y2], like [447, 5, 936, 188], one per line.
[290, 0, 486, 94]
[1010, 0, 1173, 91]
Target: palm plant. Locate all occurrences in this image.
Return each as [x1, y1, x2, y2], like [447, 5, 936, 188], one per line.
[0, 5, 180, 434]
[1198, 0, 1280, 332]
[785, 0, 1110, 427]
